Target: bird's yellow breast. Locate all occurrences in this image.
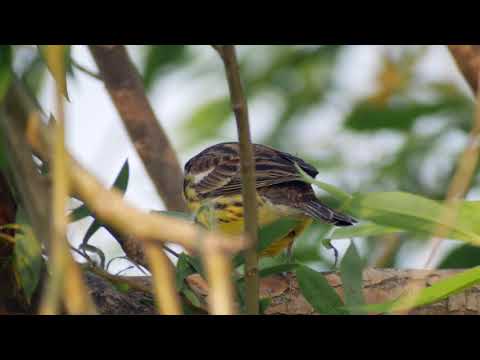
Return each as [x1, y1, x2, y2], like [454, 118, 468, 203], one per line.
[186, 190, 310, 257]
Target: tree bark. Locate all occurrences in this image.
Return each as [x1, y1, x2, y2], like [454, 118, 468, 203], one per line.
[84, 268, 480, 315]
[88, 45, 186, 212]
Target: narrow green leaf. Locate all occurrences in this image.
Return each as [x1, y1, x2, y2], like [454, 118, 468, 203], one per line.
[344, 192, 480, 245]
[112, 159, 129, 193]
[69, 159, 129, 225]
[0, 45, 12, 103]
[259, 297, 272, 314]
[356, 267, 480, 314]
[332, 222, 402, 240]
[233, 218, 300, 268]
[151, 210, 193, 222]
[175, 253, 196, 291]
[295, 264, 348, 315]
[182, 287, 202, 308]
[80, 220, 102, 255]
[438, 244, 480, 269]
[142, 45, 188, 90]
[69, 204, 91, 222]
[180, 97, 231, 149]
[345, 97, 471, 132]
[237, 263, 299, 282]
[13, 225, 42, 303]
[295, 163, 352, 203]
[339, 241, 365, 314]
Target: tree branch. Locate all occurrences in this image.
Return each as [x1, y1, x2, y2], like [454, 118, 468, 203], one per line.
[448, 45, 480, 94]
[215, 45, 260, 314]
[83, 268, 480, 315]
[88, 45, 186, 212]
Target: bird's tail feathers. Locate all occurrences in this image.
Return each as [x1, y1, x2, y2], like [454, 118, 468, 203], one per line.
[302, 200, 356, 227]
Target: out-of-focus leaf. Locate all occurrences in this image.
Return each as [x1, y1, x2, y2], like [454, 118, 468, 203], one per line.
[69, 159, 129, 224]
[344, 192, 480, 245]
[38, 45, 70, 100]
[21, 54, 48, 96]
[80, 243, 106, 268]
[354, 266, 480, 314]
[332, 223, 402, 240]
[345, 97, 470, 132]
[0, 45, 12, 103]
[438, 244, 480, 269]
[339, 241, 365, 314]
[296, 264, 348, 315]
[143, 45, 188, 91]
[69, 204, 91, 223]
[237, 263, 298, 282]
[176, 253, 196, 291]
[151, 210, 193, 222]
[80, 221, 102, 253]
[13, 224, 42, 303]
[259, 297, 272, 314]
[112, 159, 130, 193]
[292, 221, 332, 263]
[233, 218, 300, 268]
[295, 163, 352, 203]
[180, 97, 231, 149]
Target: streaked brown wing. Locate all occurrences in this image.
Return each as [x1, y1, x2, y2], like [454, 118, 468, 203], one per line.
[189, 142, 319, 198]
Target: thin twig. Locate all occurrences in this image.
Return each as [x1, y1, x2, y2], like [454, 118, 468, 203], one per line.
[216, 45, 259, 314]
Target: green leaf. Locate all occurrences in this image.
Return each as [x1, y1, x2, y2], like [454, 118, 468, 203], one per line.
[237, 263, 299, 283]
[180, 97, 231, 149]
[233, 218, 300, 268]
[357, 266, 480, 314]
[339, 241, 365, 314]
[345, 97, 470, 132]
[143, 45, 188, 91]
[344, 192, 480, 245]
[13, 225, 42, 303]
[438, 244, 480, 269]
[38, 45, 70, 100]
[151, 210, 193, 222]
[0, 45, 12, 104]
[295, 264, 348, 315]
[112, 159, 130, 193]
[69, 159, 129, 224]
[291, 221, 332, 263]
[182, 287, 202, 308]
[332, 222, 402, 240]
[69, 203, 91, 222]
[175, 253, 196, 291]
[295, 163, 352, 203]
[259, 297, 272, 314]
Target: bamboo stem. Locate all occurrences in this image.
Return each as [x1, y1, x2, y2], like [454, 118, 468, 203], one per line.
[144, 242, 182, 315]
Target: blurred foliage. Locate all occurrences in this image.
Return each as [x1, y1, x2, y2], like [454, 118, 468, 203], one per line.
[138, 45, 480, 271]
[6, 45, 480, 314]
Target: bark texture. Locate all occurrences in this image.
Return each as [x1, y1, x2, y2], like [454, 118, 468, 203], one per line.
[85, 268, 480, 315]
[89, 45, 186, 212]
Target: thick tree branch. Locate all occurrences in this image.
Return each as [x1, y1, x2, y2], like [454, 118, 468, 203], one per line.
[448, 45, 480, 94]
[84, 268, 480, 315]
[88, 45, 186, 212]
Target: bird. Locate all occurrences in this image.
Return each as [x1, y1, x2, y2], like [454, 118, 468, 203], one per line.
[182, 142, 356, 259]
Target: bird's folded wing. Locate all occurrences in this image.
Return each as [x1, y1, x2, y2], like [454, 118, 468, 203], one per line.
[194, 153, 316, 198]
